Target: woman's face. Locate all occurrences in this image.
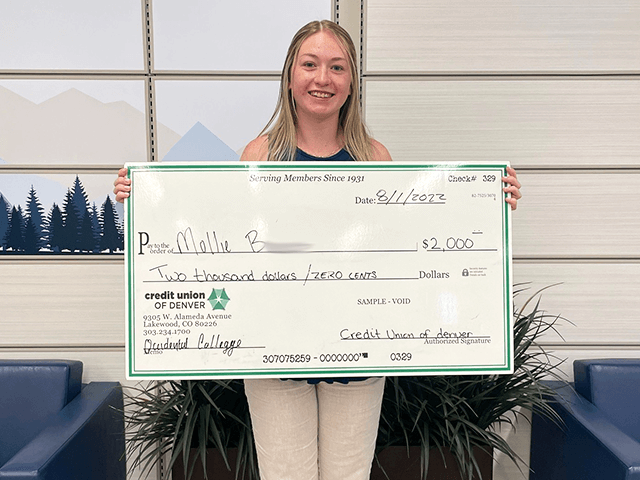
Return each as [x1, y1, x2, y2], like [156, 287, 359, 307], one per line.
[290, 30, 352, 123]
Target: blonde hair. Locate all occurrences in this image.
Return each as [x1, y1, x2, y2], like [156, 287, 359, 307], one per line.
[261, 20, 373, 162]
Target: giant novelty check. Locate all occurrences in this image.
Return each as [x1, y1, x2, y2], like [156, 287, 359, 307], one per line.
[125, 162, 513, 379]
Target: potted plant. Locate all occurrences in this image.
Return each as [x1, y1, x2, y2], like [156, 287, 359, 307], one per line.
[123, 379, 258, 480]
[373, 285, 568, 480]
[123, 286, 567, 480]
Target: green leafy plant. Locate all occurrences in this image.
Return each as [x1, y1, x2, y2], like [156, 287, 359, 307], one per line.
[376, 285, 569, 480]
[123, 379, 257, 480]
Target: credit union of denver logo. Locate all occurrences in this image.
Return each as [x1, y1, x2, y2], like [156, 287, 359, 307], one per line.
[208, 288, 230, 310]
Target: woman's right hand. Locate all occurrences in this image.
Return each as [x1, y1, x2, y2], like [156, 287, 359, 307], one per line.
[113, 167, 131, 203]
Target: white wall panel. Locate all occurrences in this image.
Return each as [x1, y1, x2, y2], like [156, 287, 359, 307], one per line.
[365, 0, 640, 73]
[152, 0, 332, 71]
[364, 79, 640, 167]
[540, 346, 640, 381]
[514, 263, 640, 345]
[514, 173, 640, 257]
[0, 262, 125, 346]
[0, 0, 144, 71]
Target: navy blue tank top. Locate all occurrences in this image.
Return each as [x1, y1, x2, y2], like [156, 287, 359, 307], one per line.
[295, 148, 355, 162]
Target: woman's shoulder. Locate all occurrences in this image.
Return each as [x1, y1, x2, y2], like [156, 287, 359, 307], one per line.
[240, 135, 269, 161]
[369, 138, 392, 161]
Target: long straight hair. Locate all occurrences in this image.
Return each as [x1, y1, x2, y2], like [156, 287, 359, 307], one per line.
[260, 20, 373, 162]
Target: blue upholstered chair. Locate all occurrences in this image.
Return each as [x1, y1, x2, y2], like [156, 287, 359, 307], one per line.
[0, 360, 125, 480]
[530, 359, 640, 480]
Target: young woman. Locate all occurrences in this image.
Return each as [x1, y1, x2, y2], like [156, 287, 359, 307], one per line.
[240, 22, 391, 480]
[114, 20, 521, 480]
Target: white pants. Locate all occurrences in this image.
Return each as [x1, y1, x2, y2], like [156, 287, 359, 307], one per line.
[244, 377, 385, 480]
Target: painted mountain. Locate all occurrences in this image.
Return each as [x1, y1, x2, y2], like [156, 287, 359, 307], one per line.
[162, 121, 239, 161]
[0, 85, 237, 254]
[0, 86, 175, 164]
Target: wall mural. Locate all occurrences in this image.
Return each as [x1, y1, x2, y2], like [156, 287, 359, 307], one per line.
[0, 0, 332, 255]
[155, 80, 280, 161]
[0, 82, 147, 165]
[0, 79, 278, 254]
[0, 175, 122, 254]
[0, 80, 144, 254]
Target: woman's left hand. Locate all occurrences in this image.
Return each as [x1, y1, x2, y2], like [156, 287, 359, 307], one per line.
[503, 166, 522, 211]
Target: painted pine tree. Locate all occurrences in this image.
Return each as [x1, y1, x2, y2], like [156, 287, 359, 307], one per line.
[23, 216, 40, 254]
[100, 195, 121, 253]
[89, 202, 101, 251]
[4, 206, 25, 252]
[46, 203, 64, 253]
[61, 188, 81, 252]
[25, 185, 45, 252]
[79, 209, 96, 252]
[0, 193, 10, 250]
[71, 176, 94, 252]
[71, 175, 89, 216]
